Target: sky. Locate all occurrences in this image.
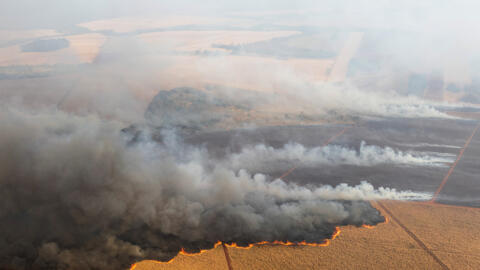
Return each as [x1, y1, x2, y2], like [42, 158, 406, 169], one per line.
[0, 1, 475, 30]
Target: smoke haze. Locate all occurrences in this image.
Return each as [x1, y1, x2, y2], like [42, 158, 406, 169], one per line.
[0, 1, 479, 269]
[2, 1, 479, 123]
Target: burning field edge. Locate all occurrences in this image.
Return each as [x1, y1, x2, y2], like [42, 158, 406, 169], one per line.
[128, 200, 388, 270]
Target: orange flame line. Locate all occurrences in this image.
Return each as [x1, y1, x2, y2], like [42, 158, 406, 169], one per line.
[128, 227, 345, 269]
[362, 211, 389, 229]
[179, 241, 223, 256]
[128, 220, 387, 270]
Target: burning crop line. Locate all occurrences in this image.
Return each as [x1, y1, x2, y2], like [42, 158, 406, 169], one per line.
[376, 201, 450, 270]
[361, 224, 376, 229]
[126, 214, 345, 269]
[128, 126, 353, 270]
[430, 123, 480, 203]
[224, 227, 342, 250]
[129, 242, 224, 269]
[128, 228, 343, 270]
[218, 229, 343, 270]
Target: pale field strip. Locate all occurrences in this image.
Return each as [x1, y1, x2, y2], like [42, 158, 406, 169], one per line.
[77, 16, 253, 33]
[328, 32, 364, 82]
[64, 33, 107, 63]
[428, 59, 471, 103]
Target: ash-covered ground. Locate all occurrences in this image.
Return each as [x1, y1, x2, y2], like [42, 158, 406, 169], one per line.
[185, 117, 480, 207]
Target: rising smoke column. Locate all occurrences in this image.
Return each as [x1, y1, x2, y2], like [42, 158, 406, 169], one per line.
[0, 108, 429, 270]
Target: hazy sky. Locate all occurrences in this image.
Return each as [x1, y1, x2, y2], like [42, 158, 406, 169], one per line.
[0, 0, 476, 31]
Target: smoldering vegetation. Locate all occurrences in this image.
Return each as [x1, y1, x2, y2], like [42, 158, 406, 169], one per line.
[0, 108, 436, 270]
[142, 86, 457, 138]
[143, 86, 272, 133]
[225, 141, 455, 172]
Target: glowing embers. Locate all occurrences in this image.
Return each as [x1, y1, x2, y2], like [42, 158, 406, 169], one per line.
[179, 241, 223, 255]
[224, 228, 341, 249]
[363, 211, 389, 230]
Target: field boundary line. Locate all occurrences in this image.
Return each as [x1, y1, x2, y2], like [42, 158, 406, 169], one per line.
[376, 201, 449, 270]
[431, 123, 480, 203]
[221, 243, 234, 270]
[278, 125, 352, 180]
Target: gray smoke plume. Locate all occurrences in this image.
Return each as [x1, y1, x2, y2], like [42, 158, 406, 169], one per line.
[0, 108, 432, 270]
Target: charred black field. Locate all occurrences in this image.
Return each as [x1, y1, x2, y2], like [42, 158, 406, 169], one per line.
[186, 117, 480, 207]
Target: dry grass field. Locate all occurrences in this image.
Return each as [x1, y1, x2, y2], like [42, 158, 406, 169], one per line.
[133, 201, 480, 270]
[328, 32, 364, 83]
[77, 16, 234, 33]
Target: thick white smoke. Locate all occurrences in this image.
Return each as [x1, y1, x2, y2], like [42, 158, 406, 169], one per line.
[226, 140, 455, 172]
